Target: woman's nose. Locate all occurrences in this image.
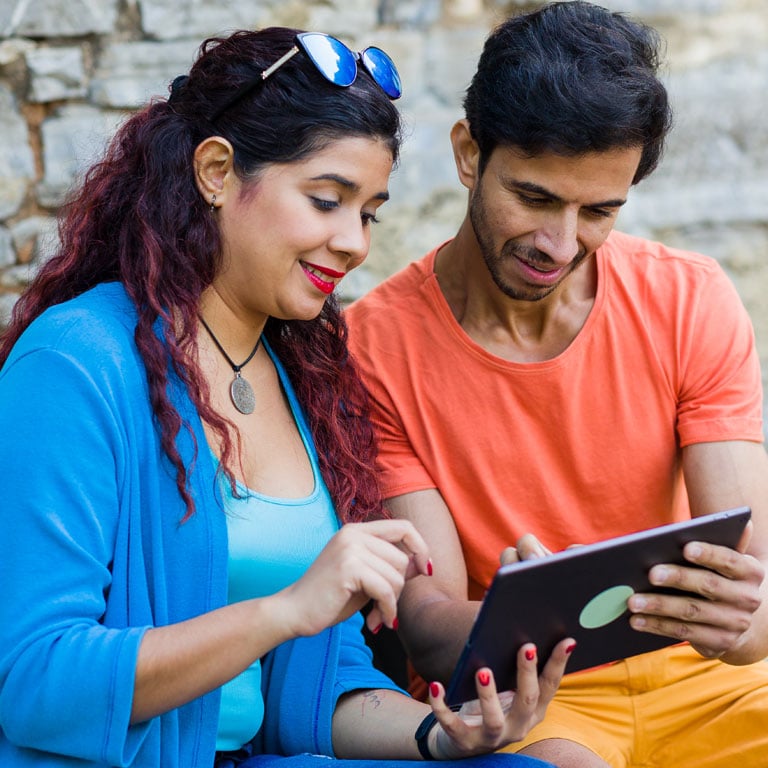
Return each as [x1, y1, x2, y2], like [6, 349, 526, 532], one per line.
[329, 215, 370, 267]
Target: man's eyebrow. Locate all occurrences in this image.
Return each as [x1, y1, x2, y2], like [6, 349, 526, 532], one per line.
[508, 179, 627, 209]
[310, 173, 390, 201]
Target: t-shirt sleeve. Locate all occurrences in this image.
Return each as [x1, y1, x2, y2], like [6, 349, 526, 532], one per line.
[675, 263, 764, 446]
[348, 307, 438, 499]
[0, 347, 150, 764]
[367, 379, 439, 498]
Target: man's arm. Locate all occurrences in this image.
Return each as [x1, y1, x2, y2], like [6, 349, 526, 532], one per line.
[628, 439, 768, 664]
[386, 489, 482, 685]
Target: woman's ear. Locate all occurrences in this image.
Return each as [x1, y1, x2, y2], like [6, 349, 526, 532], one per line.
[450, 119, 481, 191]
[193, 136, 236, 208]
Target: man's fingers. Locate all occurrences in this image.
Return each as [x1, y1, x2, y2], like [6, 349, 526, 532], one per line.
[515, 534, 552, 560]
[500, 535, 552, 567]
[500, 546, 520, 566]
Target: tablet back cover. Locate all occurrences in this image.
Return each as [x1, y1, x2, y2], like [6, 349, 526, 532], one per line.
[445, 507, 750, 705]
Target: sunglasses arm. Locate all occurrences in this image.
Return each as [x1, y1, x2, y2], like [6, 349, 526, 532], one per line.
[261, 46, 300, 82]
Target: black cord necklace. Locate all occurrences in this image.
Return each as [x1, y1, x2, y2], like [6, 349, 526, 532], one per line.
[198, 315, 261, 415]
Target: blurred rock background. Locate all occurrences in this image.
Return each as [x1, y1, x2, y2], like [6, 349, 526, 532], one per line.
[1, 0, 766, 426]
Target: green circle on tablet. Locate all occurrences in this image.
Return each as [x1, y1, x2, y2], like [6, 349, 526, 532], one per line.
[579, 585, 635, 629]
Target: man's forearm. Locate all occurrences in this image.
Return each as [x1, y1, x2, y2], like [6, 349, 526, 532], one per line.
[399, 596, 481, 685]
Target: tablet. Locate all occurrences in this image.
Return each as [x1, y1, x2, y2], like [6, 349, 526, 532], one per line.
[444, 507, 751, 705]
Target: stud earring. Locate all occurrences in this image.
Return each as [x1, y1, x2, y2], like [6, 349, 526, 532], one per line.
[210, 193, 217, 213]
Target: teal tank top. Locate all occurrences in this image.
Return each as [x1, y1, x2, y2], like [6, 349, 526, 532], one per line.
[215, 340, 340, 751]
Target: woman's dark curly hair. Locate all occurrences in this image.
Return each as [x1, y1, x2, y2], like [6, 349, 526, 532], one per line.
[0, 27, 403, 523]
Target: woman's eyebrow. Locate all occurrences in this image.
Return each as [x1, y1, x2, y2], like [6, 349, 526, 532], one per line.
[310, 173, 390, 201]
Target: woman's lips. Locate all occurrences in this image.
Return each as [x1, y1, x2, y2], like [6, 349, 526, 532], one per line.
[301, 261, 345, 295]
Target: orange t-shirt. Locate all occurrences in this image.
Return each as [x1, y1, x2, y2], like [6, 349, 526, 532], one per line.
[347, 231, 763, 600]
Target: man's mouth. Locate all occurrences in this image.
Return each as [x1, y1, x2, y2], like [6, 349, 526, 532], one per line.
[514, 256, 567, 285]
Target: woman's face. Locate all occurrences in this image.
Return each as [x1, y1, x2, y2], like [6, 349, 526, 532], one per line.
[213, 135, 394, 323]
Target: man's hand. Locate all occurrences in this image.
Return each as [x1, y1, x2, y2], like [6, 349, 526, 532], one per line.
[627, 524, 764, 659]
[500, 534, 552, 566]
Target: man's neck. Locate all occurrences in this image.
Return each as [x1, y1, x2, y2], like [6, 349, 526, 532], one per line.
[434, 227, 598, 363]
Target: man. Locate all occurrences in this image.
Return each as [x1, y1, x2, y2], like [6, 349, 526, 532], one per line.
[346, 2, 768, 767]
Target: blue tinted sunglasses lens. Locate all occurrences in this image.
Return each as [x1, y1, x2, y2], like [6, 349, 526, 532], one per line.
[361, 47, 402, 99]
[297, 32, 402, 100]
[299, 33, 358, 87]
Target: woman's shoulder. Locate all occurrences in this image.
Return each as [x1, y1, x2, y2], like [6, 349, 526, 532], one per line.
[7, 283, 141, 377]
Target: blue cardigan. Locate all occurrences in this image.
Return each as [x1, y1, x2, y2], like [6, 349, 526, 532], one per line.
[0, 284, 398, 767]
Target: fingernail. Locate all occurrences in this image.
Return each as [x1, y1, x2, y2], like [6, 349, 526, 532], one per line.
[525, 647, 536, 661]
[478, 670, 490, 687]
[427, 559, 434, 576]
[565, 642, 576, 655]
[430, 682, 440, 698]
[651, 566, 668, 584]
[392, 617, 399, 631]
[372, 623, 383, 635]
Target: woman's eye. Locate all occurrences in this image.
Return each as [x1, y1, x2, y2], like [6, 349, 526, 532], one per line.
[361, 212, 380, 226]
[311, 197, 339, 211]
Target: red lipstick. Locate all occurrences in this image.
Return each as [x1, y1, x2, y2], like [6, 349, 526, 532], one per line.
[301, 261, 344, 295]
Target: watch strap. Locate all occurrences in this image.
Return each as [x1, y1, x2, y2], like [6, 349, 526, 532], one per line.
[414, 711, 439, 760]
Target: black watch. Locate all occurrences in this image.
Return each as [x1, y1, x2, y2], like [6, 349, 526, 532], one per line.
[414, 712, 439, 760]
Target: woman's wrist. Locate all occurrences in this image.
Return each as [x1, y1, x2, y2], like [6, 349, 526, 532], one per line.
[414, 710, 462, 761]
[248, 592, 299, 647]
[431, 722, 462, 761]
[414, 711, 438, 759]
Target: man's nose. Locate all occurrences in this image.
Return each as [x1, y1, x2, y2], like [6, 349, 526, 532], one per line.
[532, 209, 580, 265]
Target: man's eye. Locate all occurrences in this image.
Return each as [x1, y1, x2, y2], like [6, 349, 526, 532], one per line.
[518, 194, 549, 206]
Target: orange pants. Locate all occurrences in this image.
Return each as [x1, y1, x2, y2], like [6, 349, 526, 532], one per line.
[505, 644, 768, 767]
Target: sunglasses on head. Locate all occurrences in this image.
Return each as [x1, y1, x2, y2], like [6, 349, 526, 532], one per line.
[210, 32, 402, 122]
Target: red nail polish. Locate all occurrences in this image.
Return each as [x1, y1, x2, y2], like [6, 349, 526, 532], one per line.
[372, 623, 383, 635]
[525, 648, 536, 661]
[565, 642, 577, 655]
[478, 670, 490, 686]
[430, 682, 440, 698]
[392, 617, 399, 631]
[427, 559, 434, 576]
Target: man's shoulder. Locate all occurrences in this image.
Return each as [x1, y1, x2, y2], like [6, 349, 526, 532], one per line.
[603, 230, 725, 289]
[347, 249, 436, 322]
[601, 231, 745, 334]
[605, 230, 719, 270]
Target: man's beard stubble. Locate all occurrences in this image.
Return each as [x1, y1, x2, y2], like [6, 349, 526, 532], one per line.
[468, 184, 588, 302]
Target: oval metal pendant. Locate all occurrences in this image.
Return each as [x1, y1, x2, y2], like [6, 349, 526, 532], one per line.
[230, 375, 255, 415]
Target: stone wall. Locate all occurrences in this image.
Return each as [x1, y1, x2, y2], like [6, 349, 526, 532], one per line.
[1, 0, 767, 426]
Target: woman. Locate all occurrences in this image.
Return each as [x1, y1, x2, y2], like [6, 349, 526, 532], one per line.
[0, 27, 573, 768]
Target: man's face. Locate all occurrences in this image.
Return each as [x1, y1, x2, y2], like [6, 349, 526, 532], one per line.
[469, 146, 642, 301]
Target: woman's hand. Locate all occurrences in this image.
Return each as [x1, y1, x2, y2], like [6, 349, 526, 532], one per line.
[276, 520, 432, 639]
[426, 639, 575, 759]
